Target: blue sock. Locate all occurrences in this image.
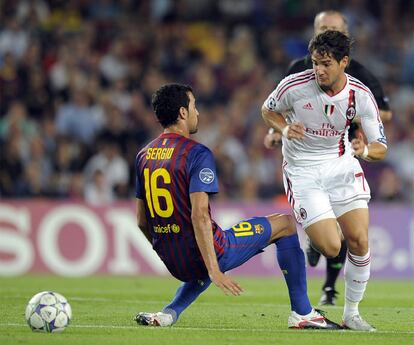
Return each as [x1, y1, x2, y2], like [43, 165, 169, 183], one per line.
[275, 234, 312, 315]
[163, 277, 211, 323]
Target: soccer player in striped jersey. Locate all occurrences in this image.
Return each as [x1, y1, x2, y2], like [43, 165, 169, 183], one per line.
[134, 83, 341, 329]
[276, 10, 391, 307]
[262, 30, 387, 331]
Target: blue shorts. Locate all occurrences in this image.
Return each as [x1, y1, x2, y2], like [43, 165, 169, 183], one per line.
[218, 217, 272, 272]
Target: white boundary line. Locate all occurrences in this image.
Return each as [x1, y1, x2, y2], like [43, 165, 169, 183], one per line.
[65, 297, 414, 310]
[1, 323, 413, 335]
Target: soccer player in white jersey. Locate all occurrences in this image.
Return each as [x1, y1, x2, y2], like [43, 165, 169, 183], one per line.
[261, 30, 387, 332]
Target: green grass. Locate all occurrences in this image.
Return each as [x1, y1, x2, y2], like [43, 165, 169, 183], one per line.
[0, 276, 413, 345]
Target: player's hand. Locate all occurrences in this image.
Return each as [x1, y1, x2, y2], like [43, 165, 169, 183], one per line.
[209, 271, 243, 296]
[351, 133, 368, 158]
[264, 132, 282, 149]
[285, 123, 305, 140]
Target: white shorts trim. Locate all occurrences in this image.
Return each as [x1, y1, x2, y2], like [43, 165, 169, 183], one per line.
[303, 209, 336, 229]
[333, 199, 368, 218]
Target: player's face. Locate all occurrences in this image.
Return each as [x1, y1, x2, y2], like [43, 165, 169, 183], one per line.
[187, 92, 199, 134]
[311, 51, 347, 90]
[314, 14, 347, 35]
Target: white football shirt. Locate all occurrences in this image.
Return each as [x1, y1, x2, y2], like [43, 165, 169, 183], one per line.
[264, 69, 387, 166]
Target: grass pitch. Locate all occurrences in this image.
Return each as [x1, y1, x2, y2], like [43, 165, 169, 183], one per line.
[0, 276, 413, 345]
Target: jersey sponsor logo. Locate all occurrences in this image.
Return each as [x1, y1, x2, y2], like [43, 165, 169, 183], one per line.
[303, 102, 313, 110]
[199, 168, 214, 184]
[299, 208, 307, 220]
[254, 224, 264, 234]
[305, 127, 341, 137]
[153, 223, 181, 234]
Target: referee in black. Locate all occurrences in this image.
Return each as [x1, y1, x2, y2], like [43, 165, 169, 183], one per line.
[264, 10, 392, 306]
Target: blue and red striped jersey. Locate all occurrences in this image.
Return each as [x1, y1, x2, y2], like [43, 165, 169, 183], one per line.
[136, 133, 226, 282]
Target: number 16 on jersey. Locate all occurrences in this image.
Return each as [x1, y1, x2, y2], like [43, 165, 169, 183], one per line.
[144, 168, 174, 218]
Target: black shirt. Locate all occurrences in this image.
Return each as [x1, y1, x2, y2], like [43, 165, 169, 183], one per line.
[287, 56, 390, 111]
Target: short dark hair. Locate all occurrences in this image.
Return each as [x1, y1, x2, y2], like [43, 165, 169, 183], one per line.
[151, 84, 193, 128]
[308, 30, 352, 62]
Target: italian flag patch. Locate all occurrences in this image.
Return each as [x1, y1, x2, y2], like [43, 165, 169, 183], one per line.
[324, 104, 335, 116]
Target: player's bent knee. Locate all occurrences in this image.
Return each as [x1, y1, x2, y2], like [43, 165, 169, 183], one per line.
[318, 242, 341, 258]
[267, 213, 297, 240]
[325, 246, 341, 258]
[285, 215, 297, 235]
[347, 236, 369, 254]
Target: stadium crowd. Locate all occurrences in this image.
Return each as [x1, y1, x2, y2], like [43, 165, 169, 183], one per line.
[0, 0, 413, 204]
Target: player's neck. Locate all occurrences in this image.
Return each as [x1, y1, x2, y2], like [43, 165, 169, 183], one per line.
[164, 125, 189, 138]
[323, 74, 347, 96]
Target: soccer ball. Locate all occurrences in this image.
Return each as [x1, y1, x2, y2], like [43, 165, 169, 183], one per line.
[25, 291, 72, 332]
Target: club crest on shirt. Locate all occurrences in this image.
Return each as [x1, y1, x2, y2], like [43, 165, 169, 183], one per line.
[199, 168, 214, 184]
[254, 224, 264, 234]
[299, 208, 307, 220]
[346, 106, 356, 120]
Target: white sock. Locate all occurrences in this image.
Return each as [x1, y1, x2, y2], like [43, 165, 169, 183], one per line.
[343, 249, 371, 319]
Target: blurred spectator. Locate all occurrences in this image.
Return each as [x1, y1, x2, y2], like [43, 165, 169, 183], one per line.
[376, 167, 403, 202]
[99, 41, 129, 83]
[0, 19, 28, 60]
[15, 0, 50, 23]
[55, 89, 104, 144]
[0, 101, 38, 142]
[0, 136, 24, 196]
[83, 141, 129, 198]
[84, 169, 114, 206]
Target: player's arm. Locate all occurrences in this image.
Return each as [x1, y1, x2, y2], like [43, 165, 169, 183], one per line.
[190, 191, 243, 296]
[261, 105, 305, 140]
[261, 76, 305, 140]
[263, 59, 309, 148]
[351, 137, 387, 161]
[136, 199, 151, 243]
[352, 95, 388, 161]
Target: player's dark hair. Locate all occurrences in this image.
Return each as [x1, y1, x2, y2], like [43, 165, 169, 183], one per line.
[151, 84, 193, 128]
[308, 30, 352, 62]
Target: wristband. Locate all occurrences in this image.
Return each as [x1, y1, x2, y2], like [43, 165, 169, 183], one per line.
[361, 145, 369, 159]
[282, 125, 289, 138]
[268, 128, 275, 134]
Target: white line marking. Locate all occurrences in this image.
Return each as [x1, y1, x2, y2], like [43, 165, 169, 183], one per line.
[1, 323, 413, 335]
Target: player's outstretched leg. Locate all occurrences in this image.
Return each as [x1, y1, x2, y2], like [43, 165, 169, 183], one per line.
[134, 278, 211, 327]
[274, 234, 342, 330]
[342, 250, 376, 331]
[319, 239, 347, 306]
